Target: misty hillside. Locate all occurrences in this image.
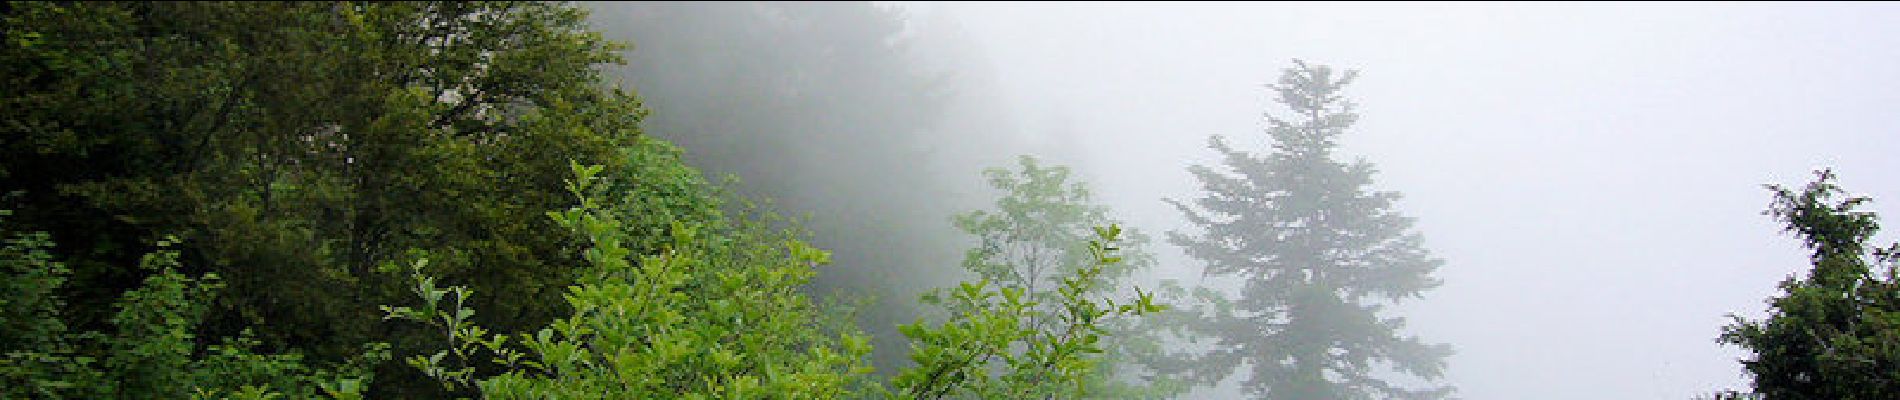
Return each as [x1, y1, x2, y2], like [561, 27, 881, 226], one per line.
[3, 2, 1897, 399]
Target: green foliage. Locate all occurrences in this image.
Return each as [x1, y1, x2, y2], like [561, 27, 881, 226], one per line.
[0, 212, 387, 399]
[1164, 60, 1452, 399]
[1718, 169, 1900, 400]
[887, 156, 1176, 399]
[378, 154, 1189, 399]
[0, 208, 90, 398]
[1, 2, 638, 395]
[5, 2, 1190, 399]
[893, 225, 1164, 399]
[386, 161, 874, 399]
[953, 156, 1151, 286]
[588, 2, 971, 370]
[602, 136, 730, 257]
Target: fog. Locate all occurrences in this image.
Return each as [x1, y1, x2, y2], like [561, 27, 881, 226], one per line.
[593, 2, 1900, 398]
[906, 3, 1900, 398]
[17, 2, 1900, 398]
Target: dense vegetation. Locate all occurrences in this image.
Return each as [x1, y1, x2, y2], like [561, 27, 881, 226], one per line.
[3, 1, 636, 396]
[2, 1, 1889, 399]
[0, 1, 1155, 398]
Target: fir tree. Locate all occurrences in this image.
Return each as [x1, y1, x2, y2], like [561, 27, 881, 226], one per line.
[1165, 60, 1453, 399]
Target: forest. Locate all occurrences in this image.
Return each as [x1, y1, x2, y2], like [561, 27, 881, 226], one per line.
[3, 2, 1897, 399]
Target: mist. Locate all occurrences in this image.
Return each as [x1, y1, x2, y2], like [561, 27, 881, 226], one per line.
[14, 1, 1900, 398]
[583, 2, 1900, 398]
[6, 1, 1900, 398]
[904, 3, 1900, 398]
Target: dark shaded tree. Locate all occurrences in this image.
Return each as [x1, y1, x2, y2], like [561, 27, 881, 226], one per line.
[0, 210, 387, 399]
[2, 2, 638, 395]
[1164, 61, 1452, 399]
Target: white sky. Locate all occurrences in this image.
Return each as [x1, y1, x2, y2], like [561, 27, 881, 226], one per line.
[901, 2, 1900, 398]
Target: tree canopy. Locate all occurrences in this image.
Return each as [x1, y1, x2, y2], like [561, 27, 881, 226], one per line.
[1719, 170, 1900, 400]
[0, 2, 1168, 398]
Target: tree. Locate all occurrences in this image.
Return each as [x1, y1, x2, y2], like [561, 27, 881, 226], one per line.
[2, 2, 636, 395]
[383, 158, 1169, 399]
[892, 223, 1161, 399]
[1718, 169, 1900, 400]
[894, 155, 1182, 398]
[1164, 60, 1452, 399]
[385, 160, 874, 399]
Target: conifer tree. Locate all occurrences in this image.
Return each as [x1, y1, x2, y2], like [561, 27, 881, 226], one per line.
[1717, 170, 1900, 400]
[1166, 60, 1452, 399]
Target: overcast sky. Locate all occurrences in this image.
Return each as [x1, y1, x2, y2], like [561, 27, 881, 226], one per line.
[897, 2, 1900, 398]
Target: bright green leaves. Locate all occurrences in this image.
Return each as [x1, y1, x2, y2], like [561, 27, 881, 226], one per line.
[387, 162, 873, 399]
[390, 157, 1174, 399]
[895, 225, 1163, 399]
[381, 257, 505, 393]
[892, 156, 1175, 399]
